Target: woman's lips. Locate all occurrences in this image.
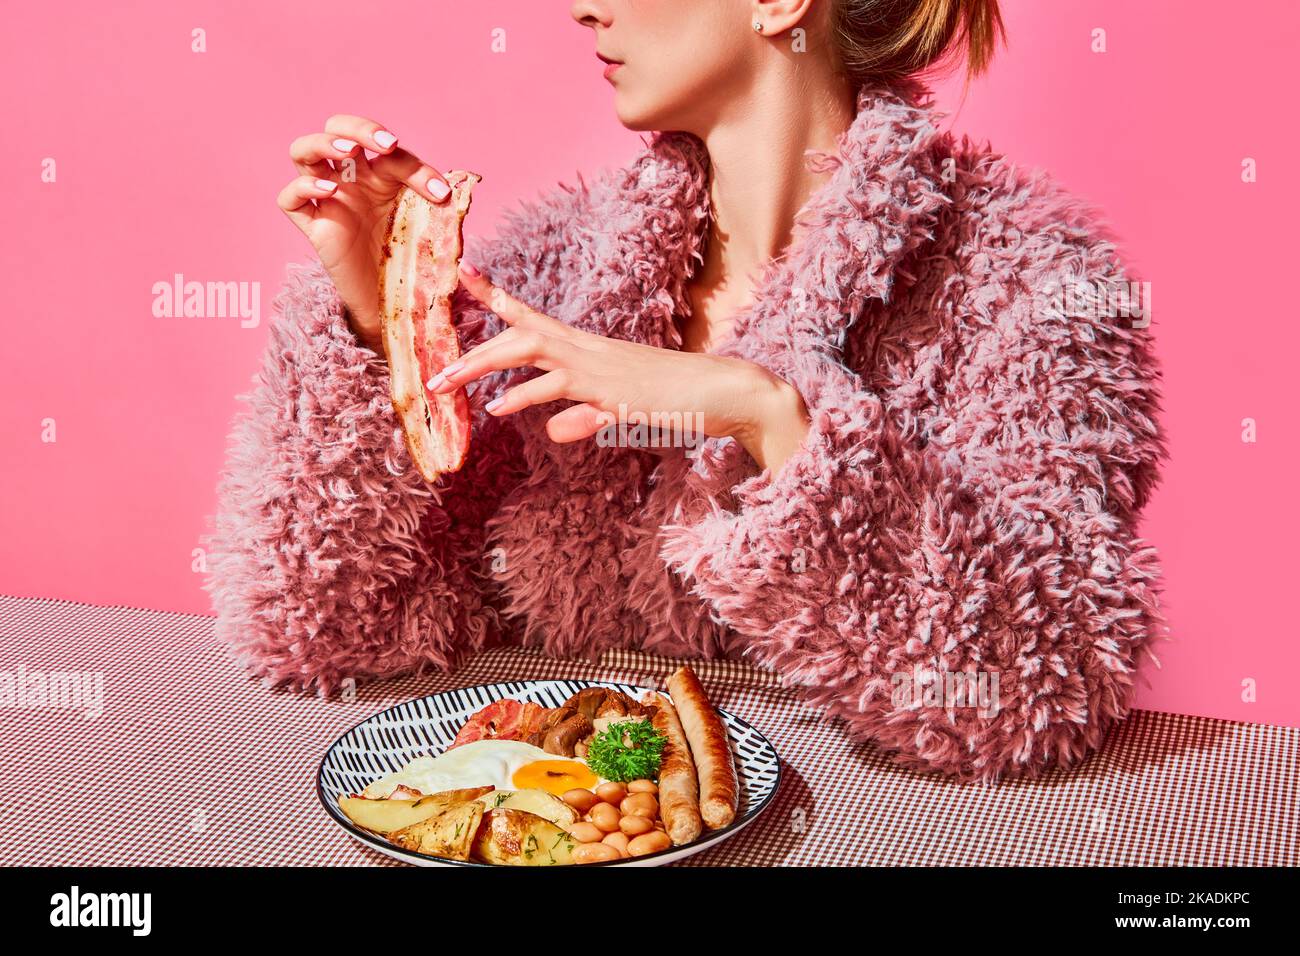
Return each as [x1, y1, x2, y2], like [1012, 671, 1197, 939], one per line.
[597, 53, 622, 80]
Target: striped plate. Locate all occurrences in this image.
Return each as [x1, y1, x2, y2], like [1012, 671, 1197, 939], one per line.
[316, 679, 782, 867]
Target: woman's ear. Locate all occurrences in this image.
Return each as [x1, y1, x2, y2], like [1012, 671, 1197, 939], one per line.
[750, 0, 820, 37]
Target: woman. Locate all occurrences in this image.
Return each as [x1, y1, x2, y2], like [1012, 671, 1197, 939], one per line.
[207, 0, 1165, 782]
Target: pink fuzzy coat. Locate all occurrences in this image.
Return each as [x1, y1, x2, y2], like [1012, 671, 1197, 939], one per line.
[206, 85, 1165, 782]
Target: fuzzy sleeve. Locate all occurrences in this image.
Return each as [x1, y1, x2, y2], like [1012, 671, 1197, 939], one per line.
[660, 267, 1166, 782]
[204, 260, 525, 692]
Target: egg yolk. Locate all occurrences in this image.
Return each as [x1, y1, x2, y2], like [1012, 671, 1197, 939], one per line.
[512, 759, 598, 796]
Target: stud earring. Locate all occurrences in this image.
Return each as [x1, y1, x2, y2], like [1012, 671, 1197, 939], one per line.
[753, 21, 764, 33]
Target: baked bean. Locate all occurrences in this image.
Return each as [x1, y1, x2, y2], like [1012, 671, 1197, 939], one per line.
[572, 842, 621, 864]
[602, 831, 631, 857]
[588, 802, 621, 833]
[619, 814, 654, 836]
[620, 792, 658, 818]
[628, 831, 673, 857]
[627, 779, 658, 794]
[562, 789, 598, 814]
[568, 821, 604, 843]
[595, 782, 627, 804]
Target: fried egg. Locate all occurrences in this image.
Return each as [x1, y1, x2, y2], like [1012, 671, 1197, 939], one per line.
[512, 758, 599, 797]
[363, 740, 600, 799]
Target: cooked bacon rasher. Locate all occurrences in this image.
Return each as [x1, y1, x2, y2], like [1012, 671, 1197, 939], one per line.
[378, 173, 480, 482]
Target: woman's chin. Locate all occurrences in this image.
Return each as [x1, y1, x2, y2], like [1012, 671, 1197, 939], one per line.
[610, 83, 681, 133]
[613, 96, 659, 132]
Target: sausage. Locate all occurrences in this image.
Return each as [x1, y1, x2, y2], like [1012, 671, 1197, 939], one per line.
[665, 666, 738, 830]
[643, 691, 703, 845]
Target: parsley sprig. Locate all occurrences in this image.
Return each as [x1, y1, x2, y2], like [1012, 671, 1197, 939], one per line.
[585, 719, 665, 782]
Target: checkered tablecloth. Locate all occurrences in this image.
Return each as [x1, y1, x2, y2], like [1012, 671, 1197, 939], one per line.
[1, 594, 1295, 866]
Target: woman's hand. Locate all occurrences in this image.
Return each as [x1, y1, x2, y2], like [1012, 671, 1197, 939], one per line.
[276, 115, 453, 352]
[431, 265, 812, 473]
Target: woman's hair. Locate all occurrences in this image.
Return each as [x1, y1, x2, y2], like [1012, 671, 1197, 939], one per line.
[830, 0, 1005, 84]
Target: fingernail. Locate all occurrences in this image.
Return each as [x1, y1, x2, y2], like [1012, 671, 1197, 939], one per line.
[485, 397, 504, 413]
[372, 130, 397, 149]
[425, 373, 446, 391]
[441, 360, 465, 377]
[331, 138, 357, 153]
[315, 179, 337, 191]
[459, 261, 480, 278]
[427, 177, 451, 201]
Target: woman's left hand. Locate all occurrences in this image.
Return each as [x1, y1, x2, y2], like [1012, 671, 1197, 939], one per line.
[430, 263, 811, 473]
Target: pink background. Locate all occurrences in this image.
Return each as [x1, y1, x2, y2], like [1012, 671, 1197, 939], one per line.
[2, 1, 1296, 726]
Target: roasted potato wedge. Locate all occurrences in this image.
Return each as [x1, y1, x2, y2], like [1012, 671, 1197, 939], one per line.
[338, 786, 493, 835]
[471, 808, 577, 866]
[476, 789, 578, 829]
[389, 800, 484, 861]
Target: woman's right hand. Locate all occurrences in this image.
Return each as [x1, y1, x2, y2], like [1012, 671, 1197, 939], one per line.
[277, 115, 453, 352]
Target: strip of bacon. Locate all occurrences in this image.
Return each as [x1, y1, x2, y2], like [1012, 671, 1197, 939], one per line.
[450, 699, 547, 750]
[378, 172, 480, 481]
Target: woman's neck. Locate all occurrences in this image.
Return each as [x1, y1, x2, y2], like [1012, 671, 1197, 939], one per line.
[683, 67, 857, 350]
[703, 78, 856, 267]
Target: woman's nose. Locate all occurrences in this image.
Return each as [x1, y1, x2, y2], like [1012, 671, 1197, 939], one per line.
[570, 0, 612, 28]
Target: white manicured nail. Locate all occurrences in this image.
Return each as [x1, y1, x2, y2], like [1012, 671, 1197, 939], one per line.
[331, 138, 357, 152]
[427, 177, 450, 201]
[372, 130, 397, 149]
[315, 179, 337, 191]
